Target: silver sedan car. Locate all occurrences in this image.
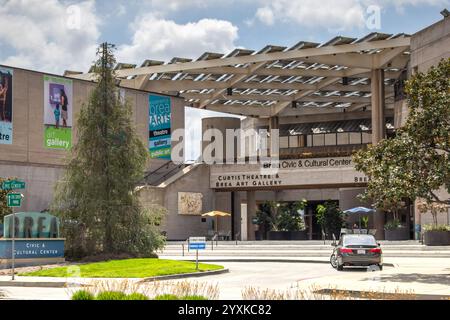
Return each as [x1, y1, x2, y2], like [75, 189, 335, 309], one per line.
[333, 234, 383, 271]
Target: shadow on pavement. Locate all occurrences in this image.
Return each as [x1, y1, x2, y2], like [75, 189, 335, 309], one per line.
[361, 273, 450, 285]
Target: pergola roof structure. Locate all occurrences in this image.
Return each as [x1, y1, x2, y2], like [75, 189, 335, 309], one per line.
[67, 32, 411, 118]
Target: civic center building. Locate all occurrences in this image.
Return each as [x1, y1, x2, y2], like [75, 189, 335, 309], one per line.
[0, 15, 449, 241]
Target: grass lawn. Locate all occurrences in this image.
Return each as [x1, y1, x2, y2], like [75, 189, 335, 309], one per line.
[19, 259, 224, 278]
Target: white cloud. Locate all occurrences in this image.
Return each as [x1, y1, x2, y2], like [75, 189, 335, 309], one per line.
[252, 0, 449, 30]
[254, 0, 366, 31]
[117, 14, 239, 64]
[255, 7, 275, 26]
[0, 0, 100, 74]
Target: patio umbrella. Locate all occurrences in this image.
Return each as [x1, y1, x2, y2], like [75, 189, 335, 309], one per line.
[343, 207, 375, 229]
[201, 211, 231, 234]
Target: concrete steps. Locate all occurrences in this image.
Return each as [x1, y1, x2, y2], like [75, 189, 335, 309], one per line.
[159, 241, 450, 258]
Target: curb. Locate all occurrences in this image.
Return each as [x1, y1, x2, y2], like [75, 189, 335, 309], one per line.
[0, 280, 68, 288]
[170, 258, 396, 268]
[139, 268, 230, 282]
[0, 269, 230, 288]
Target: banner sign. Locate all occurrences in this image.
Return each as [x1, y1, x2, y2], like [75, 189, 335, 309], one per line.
[149, 95, 171, 159]
[43, 75, 73, 150]
[0, 67, 13, 145]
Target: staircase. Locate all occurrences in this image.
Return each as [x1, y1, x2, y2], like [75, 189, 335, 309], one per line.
[143, 161, 190, 186]
[159, 241, 450, 258]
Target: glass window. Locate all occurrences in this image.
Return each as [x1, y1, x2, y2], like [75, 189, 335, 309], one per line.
[324, 133, 337, 146]
[349, 132, 362, 144]
[289, 136, 298, 148]
[279, 136, 289, 148]
[312, 134, 325, 146]
[337, 132, 349, 145]
[343, 235, 377, 246]
[362, 132, 372, 144]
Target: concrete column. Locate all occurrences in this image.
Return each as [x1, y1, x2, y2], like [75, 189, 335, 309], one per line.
[371, 69, 386, 239]
[247, 190, 256, 240]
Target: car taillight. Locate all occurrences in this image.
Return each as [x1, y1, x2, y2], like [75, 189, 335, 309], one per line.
[340, 248, 353, 253]
[370, 248, 382, 254]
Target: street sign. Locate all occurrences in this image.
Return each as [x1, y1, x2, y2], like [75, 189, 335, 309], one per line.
[189, 237, 206, 250]
[7, 193, 23, 207]
[189, 237, 206, 271]
[1, 180, 26, 190]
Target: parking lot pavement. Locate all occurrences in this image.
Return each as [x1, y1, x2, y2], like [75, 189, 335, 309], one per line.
[0, 259, 449, 300]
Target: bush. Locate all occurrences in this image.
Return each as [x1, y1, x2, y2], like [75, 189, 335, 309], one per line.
[316, 201, 345, 238]
[71, 290, 95, 300]
[423, 224, 450, 232]
[183, 295, 208, 300]
[126, 293, 149, 300]
[384, 219, 404, 230]
[154, 294, 180, 300]
[273, 201, 307, 232]
[96, 291, 128, 300]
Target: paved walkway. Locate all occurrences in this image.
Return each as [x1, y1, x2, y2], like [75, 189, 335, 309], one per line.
[0, 257, 449, 300]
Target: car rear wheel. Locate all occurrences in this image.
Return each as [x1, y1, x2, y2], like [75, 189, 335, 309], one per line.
[330, 254, 338, 268]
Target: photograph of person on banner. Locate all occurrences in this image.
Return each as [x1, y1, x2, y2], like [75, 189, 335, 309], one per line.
[43, 75, 73, 150]
[0, 67, 13, 145]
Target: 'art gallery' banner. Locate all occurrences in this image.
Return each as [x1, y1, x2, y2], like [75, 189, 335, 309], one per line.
[43, 75, 73, 150]
[0, 67, 13, 145]
[149, 95, 171, 159]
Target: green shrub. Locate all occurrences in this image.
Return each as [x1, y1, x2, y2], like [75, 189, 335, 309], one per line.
[71, 290, 95, 300]
[96, 291, 128, 300]
[423, 224, 450, 232]
[126, 293, 149, 300]
[183, 295, 208, 300]
[154, 294, 180, 300]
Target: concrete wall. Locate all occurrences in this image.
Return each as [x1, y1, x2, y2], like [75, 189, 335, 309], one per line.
[0, 65, 185, 213]
[410, 16, 450, 73]
[159, 164, 215, 240]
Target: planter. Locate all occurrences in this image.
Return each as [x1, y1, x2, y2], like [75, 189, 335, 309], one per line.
[289, 231, 308, 240]
[254, 230, 265, 241]
[424, 231, 450, 246]
[385, 227, 410, 240]
[267, 231, 307, 240]
[267, 231, 290, 240]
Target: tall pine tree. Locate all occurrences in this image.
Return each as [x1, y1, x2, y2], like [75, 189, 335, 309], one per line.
[53, 43, 165, 258]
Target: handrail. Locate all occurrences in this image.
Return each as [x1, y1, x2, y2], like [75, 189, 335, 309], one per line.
[235, 232, 241, 245]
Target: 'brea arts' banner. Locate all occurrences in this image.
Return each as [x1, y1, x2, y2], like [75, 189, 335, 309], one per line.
[43, 75, 73, 150]
[0, 67, 13, 145]
[149, 95, 171, 159]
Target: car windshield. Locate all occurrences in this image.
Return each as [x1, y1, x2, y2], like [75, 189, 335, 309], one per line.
[343, 235, 377, 246]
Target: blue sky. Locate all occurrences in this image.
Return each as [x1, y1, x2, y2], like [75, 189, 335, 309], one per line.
[0, 0, 448, 74]
[0, 0, 448, 160]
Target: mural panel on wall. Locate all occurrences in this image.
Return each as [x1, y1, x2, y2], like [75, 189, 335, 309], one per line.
[178, 192, 203, 215]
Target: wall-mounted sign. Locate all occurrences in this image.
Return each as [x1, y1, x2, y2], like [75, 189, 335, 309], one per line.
[178, 192, 203, 215]
[149, 95, 171, 159]
[210, 157, 367, 189]
[0, 67, 13, 145]
[43, 75, 73, 150]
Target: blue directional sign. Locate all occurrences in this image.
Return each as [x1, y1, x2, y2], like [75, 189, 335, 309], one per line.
[189, 237, 206, 250]
[189, 243, 206, 250]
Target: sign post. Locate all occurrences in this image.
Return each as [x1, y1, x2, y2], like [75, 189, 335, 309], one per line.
[188, 237, 206, 271]
[1, 179, 26, 281]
